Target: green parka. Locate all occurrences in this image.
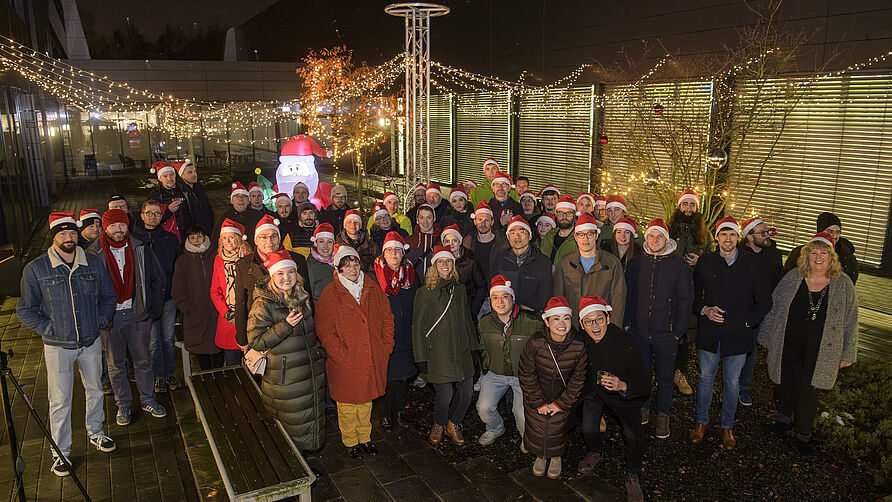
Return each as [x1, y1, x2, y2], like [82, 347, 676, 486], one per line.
[412, 278, 481, 384]
[247, 278, 327, 452]
[478, 310, 542, 377]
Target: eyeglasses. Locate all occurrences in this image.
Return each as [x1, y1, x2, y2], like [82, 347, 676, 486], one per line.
[142, 211, 162, 217]
[575, 231, 598, 240]
[583, 317, 607, 327]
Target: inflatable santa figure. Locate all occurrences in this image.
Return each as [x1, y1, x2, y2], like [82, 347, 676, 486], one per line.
[275, 134, 329, 202]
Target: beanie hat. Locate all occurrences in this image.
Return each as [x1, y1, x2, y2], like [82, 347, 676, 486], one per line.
[101, 209, 129, 230]
[542, 296, 572, 320]
[578, 295, 612, 320]
[678, 189, 699, 207]
[264, 249, 296, 276]
[605, 194, 627, 212]
[426, 183, 442, 197]
[810, 232, 834, 247]
[219, 218, 245, 238]
[714, 216, 740, 237]
[594, 195, 607, 208]
[741, 217, 764, 236]
[344, 209, 362, 225]
[539, 184, 560, 197]
[489, 275, 514, 298]
[49, 211, 81, 236]
[79, 209, 101, 225]
[491, 170, 513, 187]
[254, 214, 280, 238]
[230, 182, 249, 199]
[248, 182, 263, 194]
[574, 212, 600, 234]
[174, 159, 192, 177]
[330, 184, 348, 198]
[613, 217, 638, 238]
[472, 201, 493, 219]
[333, 244, 360, 268]
[645, 218, 670, 240]
[449, 186, 468, 202]
[816, 212, 842, 233]
[430, 245, 455, 264]
[108, 194, 127, 205]
[440, 224, 463, 243]
[382, 231, 410, 252]
[483, 158, 500, 170]
[382, 192, 399, 206]
[373, 203, 389, 220]
[507, 215, 531, 235]
[311, 223, 335, 242]
[537, 213, 556, 229]
[555, 195, 577, 213]
[150, 161, 175, 178]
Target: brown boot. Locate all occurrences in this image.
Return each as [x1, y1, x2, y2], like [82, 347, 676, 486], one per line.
[445, 421, 466, 445]
[690, 423, 707, 444]
[429, 423, 444, 445]
[720, 427, 736, 450]
[674, 369, 693, 395]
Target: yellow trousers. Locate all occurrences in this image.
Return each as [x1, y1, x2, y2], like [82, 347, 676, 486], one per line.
[336, 401, 373, 447]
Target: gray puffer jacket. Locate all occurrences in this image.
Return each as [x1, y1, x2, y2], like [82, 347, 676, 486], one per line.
[247, 278, 327, 451]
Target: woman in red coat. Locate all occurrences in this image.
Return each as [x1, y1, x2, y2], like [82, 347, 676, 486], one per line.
[315, 244, 395, 459]
[210, 219, 253, 365]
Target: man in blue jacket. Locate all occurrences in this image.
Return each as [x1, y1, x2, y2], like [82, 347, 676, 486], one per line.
[18, 212, 119, 477]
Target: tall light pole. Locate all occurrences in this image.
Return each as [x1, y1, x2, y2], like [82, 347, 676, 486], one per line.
[385, 2, 449, 207]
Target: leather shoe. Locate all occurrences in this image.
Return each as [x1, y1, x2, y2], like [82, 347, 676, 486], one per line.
[577, 452, 602, 473]
[360, 442, 377, 455]
[346, 446, 363, 459]
[445, 421, 466, 445]
[429, 423, 444, 445]
[381, 417, 393, 432]
[690, 423, 707, 444]
[720, 427, 736, 450]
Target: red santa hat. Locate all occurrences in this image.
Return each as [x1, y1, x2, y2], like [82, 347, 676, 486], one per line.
[555, 195, 577, 213]
[78, 209, 101, 223]
[49, 211, 81, 235]
[507, 215, 531, 235]
[539, 184, 560, 197]
[311, 223, 335, 242]
[333, 244, 360, 267]
[292, 181, 309, 193]
[412, 182, 427, 194]
[678, 189, 700, 207]
[173, 159, 192, 177]
[430, 245, 455, 264]
[230, 182, 249, 199]
[542, 296, 573, 320]
[150, 161, 175, 178]
[271, 192, 291, 203]
[489, 275, 514, 298]
[577, 193, 595, 206]
[645, 218, 670, 240]
[518, 190, 536, 202]
[417, 203, 437, 221]
[279, 134, 329, 158]
[382, 192, 400, 206]
[440, 224, 463, 244]
[594, 195, 607, 208]
[264, 249, 296, 276]
[465, 180, 478, 189]
[537, 213, 556, 229]
[741, 217, 764, 237]
[449, 186, 468, 202]
[372, 203, 389, 220]
[254, 214, 280, 237]
[219, 218, 245, 238]
[578, 295, 613, 320]
[490, 171, 513, 187]
[715, 216, 740, 237]
[471, 201, 493, 219]
[248, 182, 263, 194]
[344, 209, 362, 225]
[426, 183, 442, 197]
[382, 231, 410, 251]
[613, 217, 639, 238]
[810, 232, 834, 247]
[575, 212, 600, 234]
[605, 194, 627, 212]
[483, 158, 500, 170]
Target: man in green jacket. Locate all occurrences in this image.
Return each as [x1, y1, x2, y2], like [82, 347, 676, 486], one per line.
[540, 195, 579, 264]
[470, 158, 518, 207]
[476, 275, 542, 449]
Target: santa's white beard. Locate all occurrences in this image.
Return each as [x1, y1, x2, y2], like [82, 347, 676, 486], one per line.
[276, 155, 319, 199]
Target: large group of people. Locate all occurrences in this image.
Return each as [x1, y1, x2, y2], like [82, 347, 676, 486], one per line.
[18, 156, 860, 501]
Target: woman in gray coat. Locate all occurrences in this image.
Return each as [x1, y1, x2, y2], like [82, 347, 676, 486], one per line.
[759, 232, 858, 456]
[247, 249, 327, 451]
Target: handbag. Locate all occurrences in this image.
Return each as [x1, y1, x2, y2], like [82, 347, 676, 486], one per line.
[243, 348, 269, 375]
[424, 285, 455, 338]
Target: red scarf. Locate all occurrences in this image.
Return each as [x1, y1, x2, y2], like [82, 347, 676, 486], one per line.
[374, 256, 415, 296]
[159, 203, 182, 243]
[100, 232, 134, 303]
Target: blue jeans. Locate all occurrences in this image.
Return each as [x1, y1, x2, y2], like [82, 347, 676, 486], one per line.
[44, 338, 106, 459]
[150, 298, 177, 380]
[629, 331, 678, 414]
[738, 329, 759, 394]
[476, 371, 525, 436]
[696, 343, 746, 429]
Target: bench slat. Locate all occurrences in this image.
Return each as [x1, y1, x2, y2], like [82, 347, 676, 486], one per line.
[192, 373, 251, 493]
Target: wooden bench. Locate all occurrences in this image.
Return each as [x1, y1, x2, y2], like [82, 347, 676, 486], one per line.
[182, 346, 316, 501]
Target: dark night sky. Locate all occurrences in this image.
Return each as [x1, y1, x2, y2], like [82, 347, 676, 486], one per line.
[78, 0, 279, 39]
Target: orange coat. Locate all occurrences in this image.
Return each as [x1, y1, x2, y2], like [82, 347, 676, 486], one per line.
[314, 273, 395, 403]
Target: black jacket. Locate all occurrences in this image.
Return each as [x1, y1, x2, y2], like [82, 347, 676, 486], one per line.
[489, 246, 553, 314]
[319, 204, 349, 235]
[740, 241, 785, 290]
[370, 225, 409, 250]
[440, 208, 475, 239]
[784, 237, 859, 285]
[582, 324, 650, 400]
[693, 249, 772, 356]
[624, 251, 694, 339]
[456, 248, 487, 317]
[212, 206, 263, 245]
[488, 196, 524, 232]
[147, 182, 192, 243]
[131, 223, 182, 300]
[184, 181, 215, 235]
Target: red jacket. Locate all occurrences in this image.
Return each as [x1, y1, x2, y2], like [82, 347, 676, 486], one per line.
[210, 254, 240, 351]
[314, 273, 395, 403]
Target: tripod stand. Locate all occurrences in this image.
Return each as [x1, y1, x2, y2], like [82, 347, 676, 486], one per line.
[1, 347, 91, 501]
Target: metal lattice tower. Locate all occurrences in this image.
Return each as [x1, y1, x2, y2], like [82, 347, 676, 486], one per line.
[385, 2, 449, 203]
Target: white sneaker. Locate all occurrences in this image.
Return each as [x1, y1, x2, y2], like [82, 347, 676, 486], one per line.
[473, 379, 481, 392]
[51, 457, 71, 477]
[89, 434, 117, 453]
[412, 376, 427, 388]
[477, 429, 504, 446]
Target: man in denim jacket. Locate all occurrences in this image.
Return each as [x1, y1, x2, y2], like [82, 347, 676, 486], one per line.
[18, 212, 119, 477]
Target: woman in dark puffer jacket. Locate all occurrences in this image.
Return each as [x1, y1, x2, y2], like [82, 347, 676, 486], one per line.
[247, 250, 327, 451]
